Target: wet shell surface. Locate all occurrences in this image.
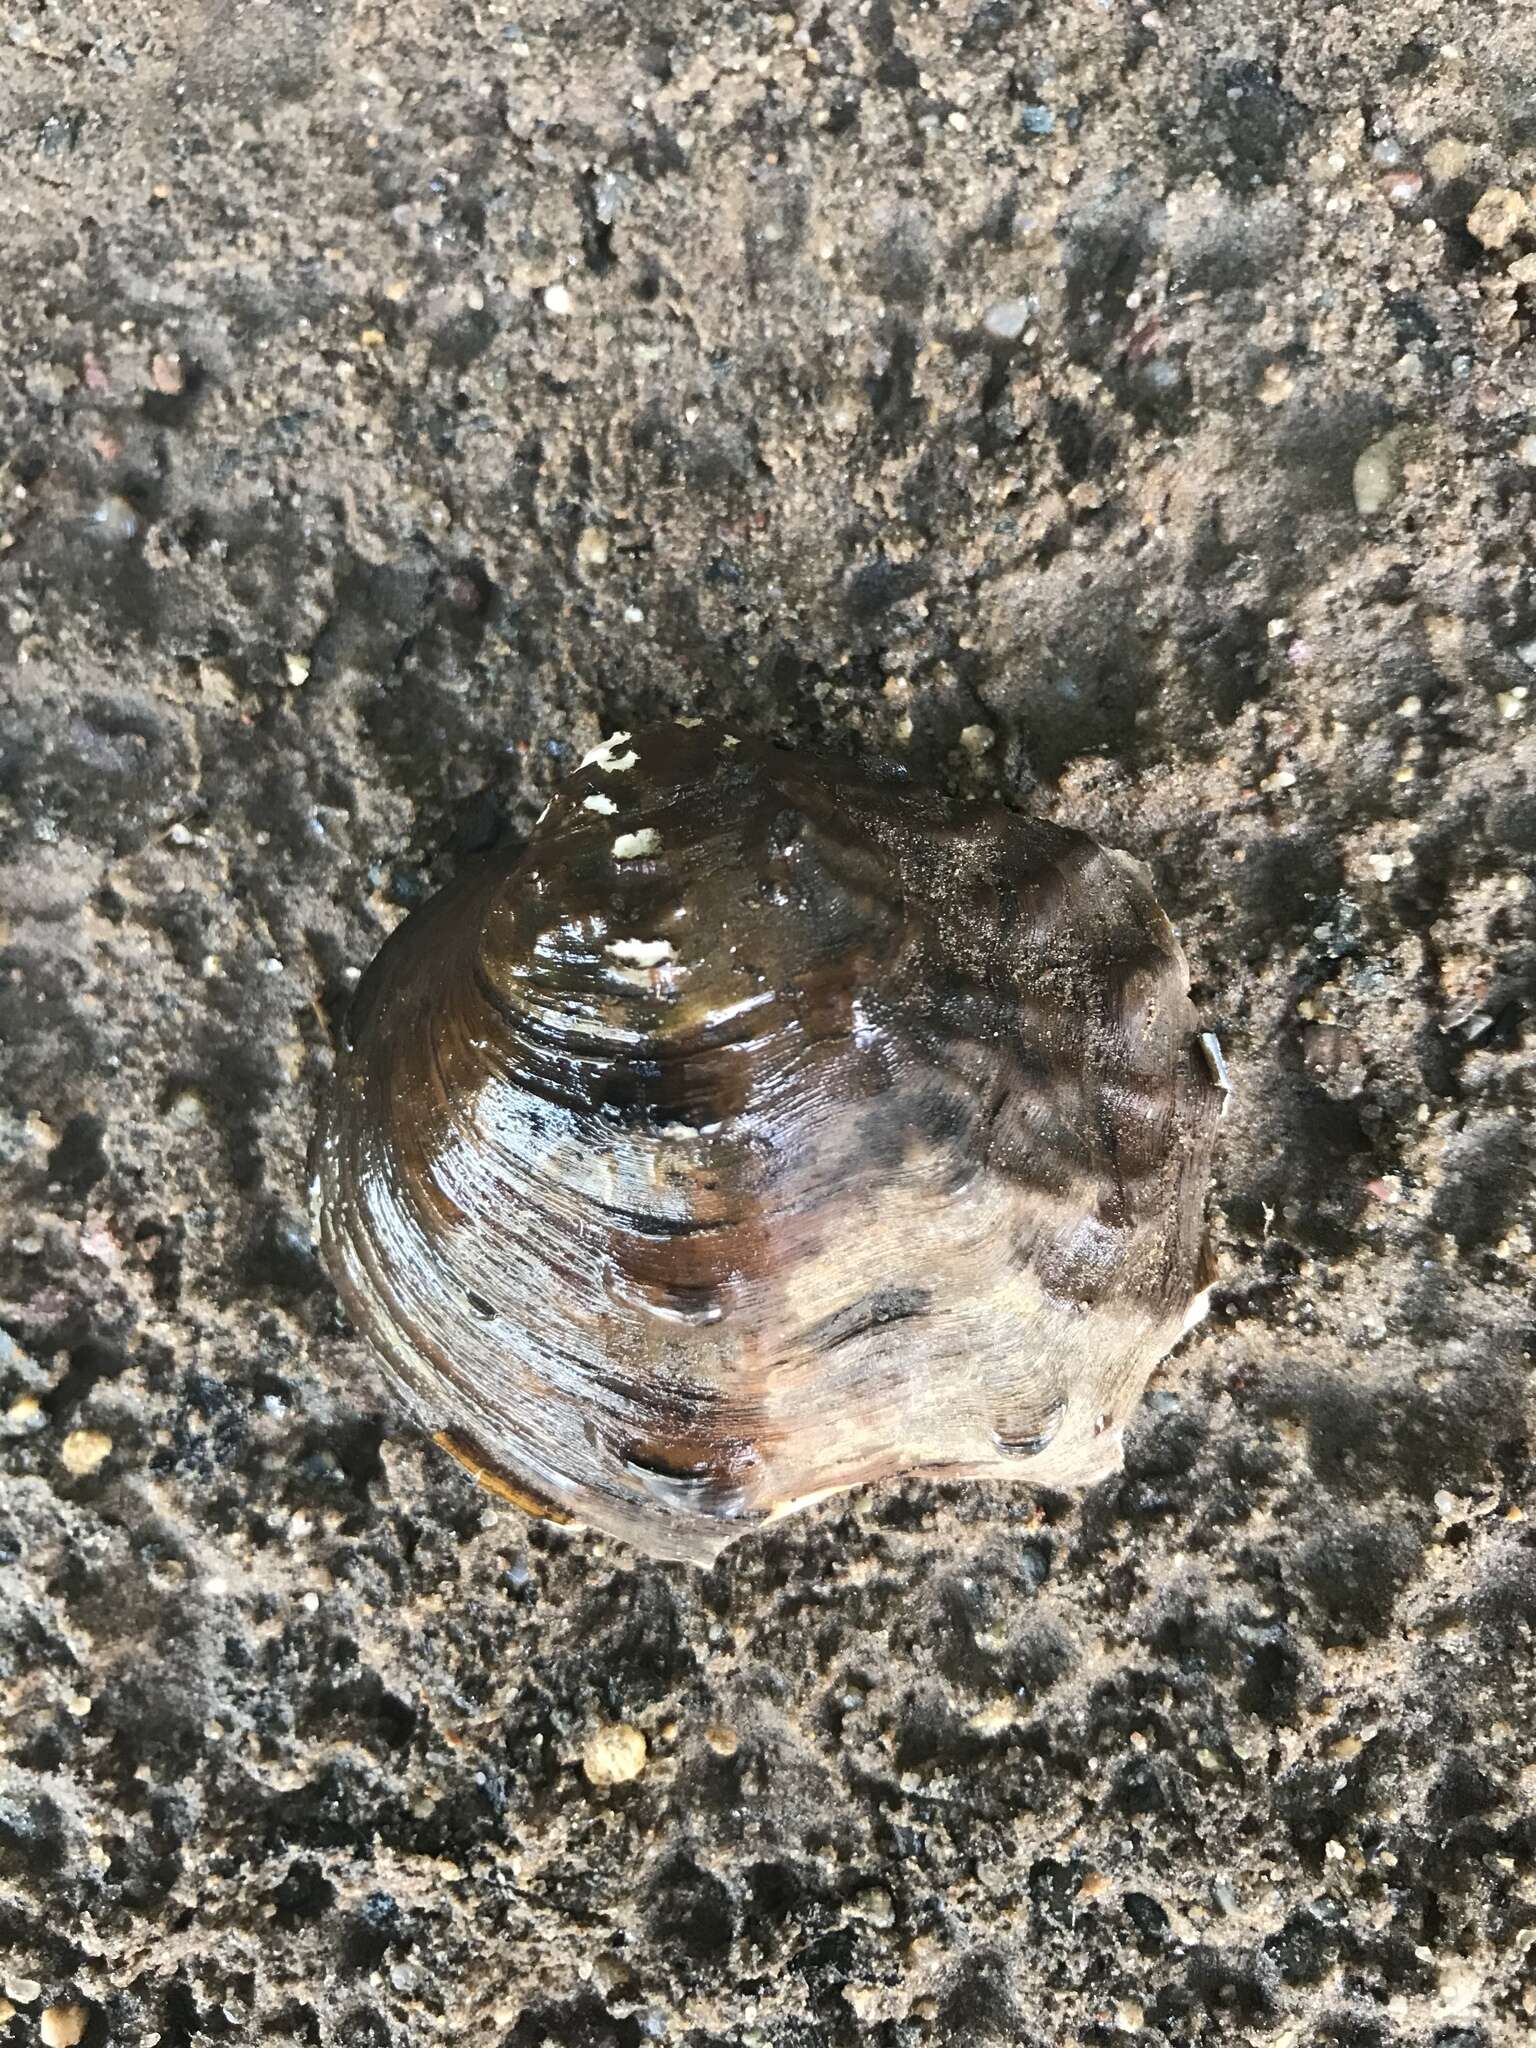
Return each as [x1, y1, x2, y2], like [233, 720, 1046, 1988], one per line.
[312, 721, 1225, 1565]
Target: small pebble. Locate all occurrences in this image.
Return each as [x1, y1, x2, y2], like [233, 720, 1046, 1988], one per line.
[1353, 428, 1414, 515]
[543, 283, 573, 316]
[1425, 137, 1471, 182]
[1258, 362, 1294, 406]
[165, 1088, 207, 1128]
[582, 1722, 647, 1787]
[577, 526, 610, 568]
[92, 495, 140, 544]
[981, 296, 1033, 342]
[60, 1429, 112, 1476]
[41, 2006, 88, 2048]
[284, 652, 311, 687]
[4, 1977, 41, 2004]
[1517, 434, 1536, 466]
[1304, 1020, 1364, 1095]
[1379, 168, 1423, 208]
[1466, 186, 1529, 250]
[703, 1722, 739, 1757]
[149, 350, 185, 394]
[849, 1886, 895, 1927]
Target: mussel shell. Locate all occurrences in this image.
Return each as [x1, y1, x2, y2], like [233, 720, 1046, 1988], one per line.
[312, 720, 1223, 1564]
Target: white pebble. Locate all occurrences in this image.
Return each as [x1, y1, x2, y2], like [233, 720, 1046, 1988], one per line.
[1466, 186, 1529, 250]
[60, 1429, 112, 1476]
[1353, 428, 1413, 515]
[543, 283, 573, 316]
[4, 1397, 43, 1435]
[582, 1722, 647, 1786]
[981, 296, 1033, 342]
[92, 495, 139, 543]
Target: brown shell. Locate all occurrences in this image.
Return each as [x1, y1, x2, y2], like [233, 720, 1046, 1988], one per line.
[311, 720, 1224, 1565]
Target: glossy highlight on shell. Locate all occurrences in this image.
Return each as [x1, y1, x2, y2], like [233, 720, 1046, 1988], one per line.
[312, 720, 1224, 1565]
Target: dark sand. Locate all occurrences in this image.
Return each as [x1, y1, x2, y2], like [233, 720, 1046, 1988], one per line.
[2, 4, 1534, 2043]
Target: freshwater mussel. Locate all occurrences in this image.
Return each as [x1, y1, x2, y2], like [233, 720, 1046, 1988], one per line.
[312, 720, 1224, 1564]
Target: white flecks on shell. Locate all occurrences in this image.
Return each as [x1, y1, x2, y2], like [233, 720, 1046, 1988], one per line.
[607, 937, 676, 967]
[581, 731, 639, 773]
[582, 793, 619, 816]
[612, 829, 661, 860]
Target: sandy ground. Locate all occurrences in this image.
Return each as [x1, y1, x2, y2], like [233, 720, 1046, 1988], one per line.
[2, 2, 1535, 2043]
